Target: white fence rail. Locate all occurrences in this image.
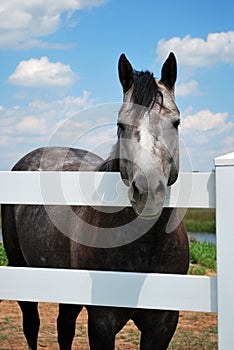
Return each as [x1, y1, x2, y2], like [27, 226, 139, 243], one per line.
[0, 171, 215, 208]
[0, 152, 234, 349]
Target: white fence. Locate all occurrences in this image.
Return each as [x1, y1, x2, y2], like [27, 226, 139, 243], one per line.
[0, 152, 234, 349]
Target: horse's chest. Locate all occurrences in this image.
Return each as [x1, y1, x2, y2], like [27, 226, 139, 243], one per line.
[72, 237, 173, 273]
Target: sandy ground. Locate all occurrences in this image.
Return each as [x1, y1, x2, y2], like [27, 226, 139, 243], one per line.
[0, 300, 217, 349]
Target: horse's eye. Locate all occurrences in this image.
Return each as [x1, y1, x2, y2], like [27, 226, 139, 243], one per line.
[117, 122, 125, 131]
[173, 119, 180, 129]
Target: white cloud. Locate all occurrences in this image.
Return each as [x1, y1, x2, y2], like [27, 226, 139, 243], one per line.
[0, 0, 108, 49]
[176, 80, 202, 96]
[0, 91, 92, 138]
[0, 136, 9, 146]
[28, 91, 93, 116]
[0, 96, 121, 169]
[224, 136, 234, 153]
[179, 108, 234, 170]
[157, 31, 234, 67]
[0, 91, 107, 169]
[16, 116, 47, 134]
[8, 56, 78, 88]
[183, 109, 229, 131]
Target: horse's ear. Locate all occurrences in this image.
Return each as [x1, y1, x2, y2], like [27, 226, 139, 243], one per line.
[118, 54, 134, 92]
[160, 52, 177, 91]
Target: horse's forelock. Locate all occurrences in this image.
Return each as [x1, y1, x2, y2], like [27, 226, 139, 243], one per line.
[131, 71, 161, 109]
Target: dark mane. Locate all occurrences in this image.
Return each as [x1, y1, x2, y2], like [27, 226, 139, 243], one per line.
[97, 157, 119, 172]
[97, 144, 120, 172]
[131, 71, 161, 109]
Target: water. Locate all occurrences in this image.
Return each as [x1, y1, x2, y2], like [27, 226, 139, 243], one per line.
[188, 232, 216, 245]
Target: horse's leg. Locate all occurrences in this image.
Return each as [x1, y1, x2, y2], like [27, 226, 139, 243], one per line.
[133, 309, 179, 350]
[18, 301, 40, 350]
[87, 306, 131, 350]
[57, 303, 83, 350]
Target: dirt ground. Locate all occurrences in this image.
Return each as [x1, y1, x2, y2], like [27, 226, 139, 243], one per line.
[0, 300, 217, 350]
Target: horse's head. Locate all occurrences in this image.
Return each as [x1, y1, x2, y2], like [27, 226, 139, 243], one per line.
[117, 53, 180, 220]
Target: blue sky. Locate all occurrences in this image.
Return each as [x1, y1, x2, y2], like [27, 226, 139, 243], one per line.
[0, 0, 233, 171]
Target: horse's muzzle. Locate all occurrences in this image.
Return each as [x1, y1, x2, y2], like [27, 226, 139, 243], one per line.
[128, 170, 167, 219]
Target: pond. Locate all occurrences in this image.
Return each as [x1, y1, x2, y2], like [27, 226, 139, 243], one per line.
[188, 232, 216, 245]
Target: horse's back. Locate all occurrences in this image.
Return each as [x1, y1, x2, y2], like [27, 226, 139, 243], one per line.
[12, 146, 103, 171]
[2, 147, 103, 268]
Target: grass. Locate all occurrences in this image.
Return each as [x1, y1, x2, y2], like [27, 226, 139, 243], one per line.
[189, 240, 216, 275]
[183, 208, 215, 233]
[169, 321, 218, 349]
[0, 243, 8, 266]
[190, 241, 216, 270]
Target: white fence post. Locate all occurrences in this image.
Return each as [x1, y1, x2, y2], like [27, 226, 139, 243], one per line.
[215, 153, 234, 350]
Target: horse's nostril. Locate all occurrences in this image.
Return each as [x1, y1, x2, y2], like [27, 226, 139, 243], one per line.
[132, 180, 138, 192]
[155, 181, 165, 195]
[131, 172, 148, 194]
[156, 181, 164, 194]
[132, 180, 140, 201]
[131, 179, 146, 203]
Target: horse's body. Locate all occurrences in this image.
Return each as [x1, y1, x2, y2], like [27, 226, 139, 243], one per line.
[2, 53, 189, 350]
